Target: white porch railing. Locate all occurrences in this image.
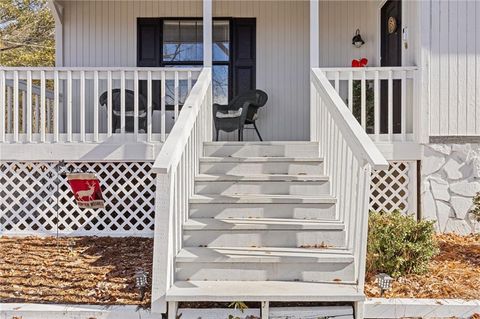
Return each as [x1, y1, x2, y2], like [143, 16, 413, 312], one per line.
[150, 68, 212, 313]
[321, 67, 418, 143]
[0, 67, 201, 143]
[310, 68, 388, 288]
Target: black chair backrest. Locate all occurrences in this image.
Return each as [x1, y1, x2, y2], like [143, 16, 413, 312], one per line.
[244, 90, 268, 122]
[99, 89, 148, 113]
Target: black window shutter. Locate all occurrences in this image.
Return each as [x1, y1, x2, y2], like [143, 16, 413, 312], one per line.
[137, 18, 162, 109]
[231, 18, 256, 98]
[137, 18, 161, 67]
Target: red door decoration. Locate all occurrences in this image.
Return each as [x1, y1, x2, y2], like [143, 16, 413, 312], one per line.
[67, 173, 105, 209]
[351, 58, 369, 67]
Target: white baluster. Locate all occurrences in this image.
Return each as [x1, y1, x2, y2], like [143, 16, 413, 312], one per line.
[67, 70, 73, 142]
[94, 70, 99, 142]
[174, 71, 179, 121]
[388, 70, 393, 141]
[161, 70, 166, 142]
[148, 70, 153, 142]
[54, 71, 60, 142]
[21, 90, 26, 134]
[34, 94, 39, 134]
[401, 70, 407, 141]
[187, 71, 192, 94]
[348, 71, 353, 111]
[374, 70, 380, 142]
[107, 70, 113, 136]
[40, 71, 46, 142]
[7, 86, 12, 134]
[334, 71, 340, 93]
[361, 70, 366, 130]
[13, 71, 19, 142]
[80, 70, 86, 142]
[134, 70, 139, 138]
[120, 70, 126, 134]
[0, 71, 5, 142]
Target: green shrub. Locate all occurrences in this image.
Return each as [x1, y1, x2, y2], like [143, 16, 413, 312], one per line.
[367, 211, 439, 278]
[471, 192, 480, 222]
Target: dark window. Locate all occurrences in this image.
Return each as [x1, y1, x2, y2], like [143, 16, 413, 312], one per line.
[137, 18, 255, 105]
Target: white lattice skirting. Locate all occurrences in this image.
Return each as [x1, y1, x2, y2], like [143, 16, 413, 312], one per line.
[370, 161, 417, 215]
[1, 161, 155, 237]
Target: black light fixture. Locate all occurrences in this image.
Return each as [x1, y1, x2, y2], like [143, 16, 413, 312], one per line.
[352, 29, 365, 48]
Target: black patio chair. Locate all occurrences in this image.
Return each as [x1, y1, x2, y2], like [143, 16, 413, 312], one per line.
[243, 90, 268, 141]
[99, 89, 149, 133]
[213, 95, 251, 141]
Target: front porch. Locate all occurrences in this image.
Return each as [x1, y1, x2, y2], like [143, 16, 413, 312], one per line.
[0, 1, 426, 317]
[1, 0, 424, 161]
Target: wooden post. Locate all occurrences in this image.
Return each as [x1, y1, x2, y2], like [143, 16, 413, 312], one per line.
[203, 0, 212, 67]
[151, 172, 172, 314]
[310, 0, 319, 68]
[310, 0, 320, 141]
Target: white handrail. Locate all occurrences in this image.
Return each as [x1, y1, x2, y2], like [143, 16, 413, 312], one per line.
[310, 68, 388, 291]
[311, 68, 388, 170]
[321, 66, 419, 142]
[152, 69, 212, 173]
[6, 80, 56, 100]
[150, 67, 212, 313]
[0, 67, 202, 143]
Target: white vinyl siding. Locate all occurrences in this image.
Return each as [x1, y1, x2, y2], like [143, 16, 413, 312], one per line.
[428, 0, 480, 136]
[60, 0, 309, 141]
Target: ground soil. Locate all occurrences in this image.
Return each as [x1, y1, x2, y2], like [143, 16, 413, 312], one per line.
[1, 234, 478, 306]
[365, 233, 480, 300]
[0, 236, 153, 306]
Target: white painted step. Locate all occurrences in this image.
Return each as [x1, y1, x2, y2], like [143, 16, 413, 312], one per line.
[189, 194, 337, 204]
[195, 174, 330, 195]
[183, 218, 346, 248]
[175, 247, 355, 282]
[166, 281, 365, 302]
[189, 194, 338, 220]
[184, 218, 344, 230]
[176, 246, 353, 262]
[199, 157, 324, 175]
[203, 141, 319, 158]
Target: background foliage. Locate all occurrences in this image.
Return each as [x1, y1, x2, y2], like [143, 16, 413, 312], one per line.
[472, 192, 480, 222]
[0, 0, 55, 66]
[367, 211, 439, 278]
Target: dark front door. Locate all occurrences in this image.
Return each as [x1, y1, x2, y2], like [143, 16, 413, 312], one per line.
[380, 0, 402, 134]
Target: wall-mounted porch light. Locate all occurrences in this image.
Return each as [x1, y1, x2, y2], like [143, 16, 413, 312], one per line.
[352, 29, 365, 48]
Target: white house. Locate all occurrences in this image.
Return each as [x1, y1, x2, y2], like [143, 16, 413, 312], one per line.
[1, 0, 479, 318]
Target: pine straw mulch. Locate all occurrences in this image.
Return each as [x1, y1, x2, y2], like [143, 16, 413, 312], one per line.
[0, 236, 153, 306]
[1, 234, 479, 306]
[365, 233, 480, 300]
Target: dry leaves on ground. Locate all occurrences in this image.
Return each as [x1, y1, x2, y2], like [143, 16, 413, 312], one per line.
[0, 236, 153, 306]
[365, 233, 480, 300]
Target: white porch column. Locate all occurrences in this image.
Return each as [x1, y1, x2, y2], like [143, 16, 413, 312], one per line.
[203, 0, 213, 67]
[310, 0, 320, 68]
[310, 0, 320, 141]
[47, 0, 64, 67]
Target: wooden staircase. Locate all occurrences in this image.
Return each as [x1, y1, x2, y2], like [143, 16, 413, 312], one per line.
[151, 68, 388, 319]
[166, 142, 364, 305]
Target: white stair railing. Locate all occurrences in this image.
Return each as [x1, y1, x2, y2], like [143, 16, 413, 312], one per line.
[0, 67, 201, 143]
[310, 68, 388, 290]
[150, 68, 212, 313]
[321, 67, 418, 142]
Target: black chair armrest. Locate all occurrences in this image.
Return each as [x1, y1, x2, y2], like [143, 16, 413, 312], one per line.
[213, 103, 230, 113]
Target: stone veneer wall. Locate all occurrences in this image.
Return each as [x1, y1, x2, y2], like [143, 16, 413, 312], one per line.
[422, 144, 480, 234]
